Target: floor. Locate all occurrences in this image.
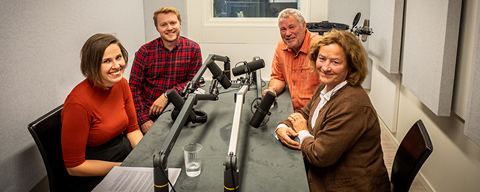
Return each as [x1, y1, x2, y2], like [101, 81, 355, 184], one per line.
[380, 126, 429, 192]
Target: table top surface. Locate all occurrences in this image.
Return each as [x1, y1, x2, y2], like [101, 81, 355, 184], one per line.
[121, 82, 309, 192]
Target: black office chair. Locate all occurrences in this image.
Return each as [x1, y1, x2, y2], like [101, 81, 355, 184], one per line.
[28, 105, 71, 192]
[390, 120, 433, 192]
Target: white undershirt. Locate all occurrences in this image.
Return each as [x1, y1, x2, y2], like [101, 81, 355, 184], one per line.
[275, 81, 347, 144]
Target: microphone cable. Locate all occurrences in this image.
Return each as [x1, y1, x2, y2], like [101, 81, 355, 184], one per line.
[159, 159, 177, 192]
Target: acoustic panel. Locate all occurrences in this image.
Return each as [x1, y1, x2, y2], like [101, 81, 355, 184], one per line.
[369, 0, 404, 74]
[402, 0, 462, 116]
[464, 1, 480, 146]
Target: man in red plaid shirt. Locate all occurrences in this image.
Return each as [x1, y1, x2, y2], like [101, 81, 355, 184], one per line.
[129, 7, 202, 133]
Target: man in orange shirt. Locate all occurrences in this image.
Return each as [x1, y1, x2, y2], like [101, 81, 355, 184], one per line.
[263, 8, 321, 112]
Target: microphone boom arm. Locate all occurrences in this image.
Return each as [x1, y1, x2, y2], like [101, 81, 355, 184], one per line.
[185, 54, 231, 95]
[153, 94, 197, 192]
[224, 85, 249, 191]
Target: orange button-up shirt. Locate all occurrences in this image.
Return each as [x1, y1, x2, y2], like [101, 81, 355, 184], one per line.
[271, 30, 320, 112]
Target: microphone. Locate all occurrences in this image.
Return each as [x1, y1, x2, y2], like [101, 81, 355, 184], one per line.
[250, 91, 275, 128]
[167, 89, 196, 123]
[232, 59, 265, 76]
[195, 94, 217, 101]
[207, 61, 231, 89]
[361, 19, 370, 42]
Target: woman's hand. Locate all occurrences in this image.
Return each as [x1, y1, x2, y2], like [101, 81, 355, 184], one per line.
[288, 113, 308, 132]
[276, 127, 300, 149]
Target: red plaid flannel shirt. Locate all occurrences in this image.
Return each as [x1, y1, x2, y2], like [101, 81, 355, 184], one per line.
[129, 36, 202, 125]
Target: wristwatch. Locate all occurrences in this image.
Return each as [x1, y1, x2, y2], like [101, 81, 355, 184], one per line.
[164, 91, 168, 98]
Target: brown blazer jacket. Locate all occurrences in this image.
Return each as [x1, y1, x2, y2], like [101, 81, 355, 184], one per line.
[280, 83, 390, 192]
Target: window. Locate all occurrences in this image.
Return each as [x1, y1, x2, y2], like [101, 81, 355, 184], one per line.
[213, 0, 298, 18]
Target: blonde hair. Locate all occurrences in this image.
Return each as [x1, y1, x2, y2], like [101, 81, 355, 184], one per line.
[308, 29, 368, 86]
[153, 7, 181, 27]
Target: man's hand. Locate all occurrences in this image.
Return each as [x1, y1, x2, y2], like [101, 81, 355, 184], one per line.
[141, 120, 154, 134]
[276, 127, 300, 149]
[149, 93, 168, 116]
[262, 87, 277, 98]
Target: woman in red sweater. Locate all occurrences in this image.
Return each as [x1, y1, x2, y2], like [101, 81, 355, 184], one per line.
[61, 33, 143, 191]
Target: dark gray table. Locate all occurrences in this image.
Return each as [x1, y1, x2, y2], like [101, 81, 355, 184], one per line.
[122, 82, 309, 191]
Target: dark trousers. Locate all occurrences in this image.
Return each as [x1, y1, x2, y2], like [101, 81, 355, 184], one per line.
[67, 134, 132, 192]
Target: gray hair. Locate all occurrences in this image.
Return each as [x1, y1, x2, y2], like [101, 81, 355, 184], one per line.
[278, 8, 305, 28]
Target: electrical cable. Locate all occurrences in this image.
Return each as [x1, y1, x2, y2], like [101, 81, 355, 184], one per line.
[159, 159, 176, 192]
[250, 98, 262, 114]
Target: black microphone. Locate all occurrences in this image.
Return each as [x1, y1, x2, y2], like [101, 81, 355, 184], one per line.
[207, 61, 231, 89]
[361, 19, 370, 42]
[196, 94, 217, 101]
[232, 59, 265, 76]
[250, 91, 275, 128]
[167, 89, 196, 123]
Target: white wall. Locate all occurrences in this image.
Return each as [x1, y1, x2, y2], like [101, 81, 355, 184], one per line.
[186, 0, 328, 81]
[0, 1, 145, 191]
[143, 0, 188, 42]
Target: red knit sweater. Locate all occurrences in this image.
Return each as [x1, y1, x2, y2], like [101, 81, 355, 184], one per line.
[61, 78, 139, 168]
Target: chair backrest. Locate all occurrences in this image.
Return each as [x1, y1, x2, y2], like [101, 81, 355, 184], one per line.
[28, 105, 71, 192]
[391, 120, 433, 192]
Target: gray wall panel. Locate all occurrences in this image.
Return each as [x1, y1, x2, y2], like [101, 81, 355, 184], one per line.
[369, 0, 403, 74]
[464, 0, 480, 146]
[401, 0, 462, 116]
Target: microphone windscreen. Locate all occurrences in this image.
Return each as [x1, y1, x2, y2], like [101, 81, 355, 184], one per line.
[207, 61, 231, 89]
[218, 74, 232, 89]
[249, 91, 275, 128]
[168, 90, 197, 124]
[232, 59, 265, 76]
[246, 59, 265, 72]
[207, 61, 223, 78]
[231, 65, 247, 76]
[167, 89, 184, 109]
[196, 94, 217, 100]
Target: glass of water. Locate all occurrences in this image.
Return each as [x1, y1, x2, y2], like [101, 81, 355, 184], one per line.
[183, 143, 202, 177]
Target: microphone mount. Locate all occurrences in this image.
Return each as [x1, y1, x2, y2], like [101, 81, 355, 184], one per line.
[352, 22, 373, 40]
[351, 12, 373, 42]
[183, 54, 231, 96]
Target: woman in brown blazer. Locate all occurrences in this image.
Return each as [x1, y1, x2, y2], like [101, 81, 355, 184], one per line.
[276, 29, 390, 192]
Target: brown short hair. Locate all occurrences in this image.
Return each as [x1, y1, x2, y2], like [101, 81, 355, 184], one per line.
[80, 33, 128, 87]
[153, 7, 181, 27]
[308, 29, 368, 86]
